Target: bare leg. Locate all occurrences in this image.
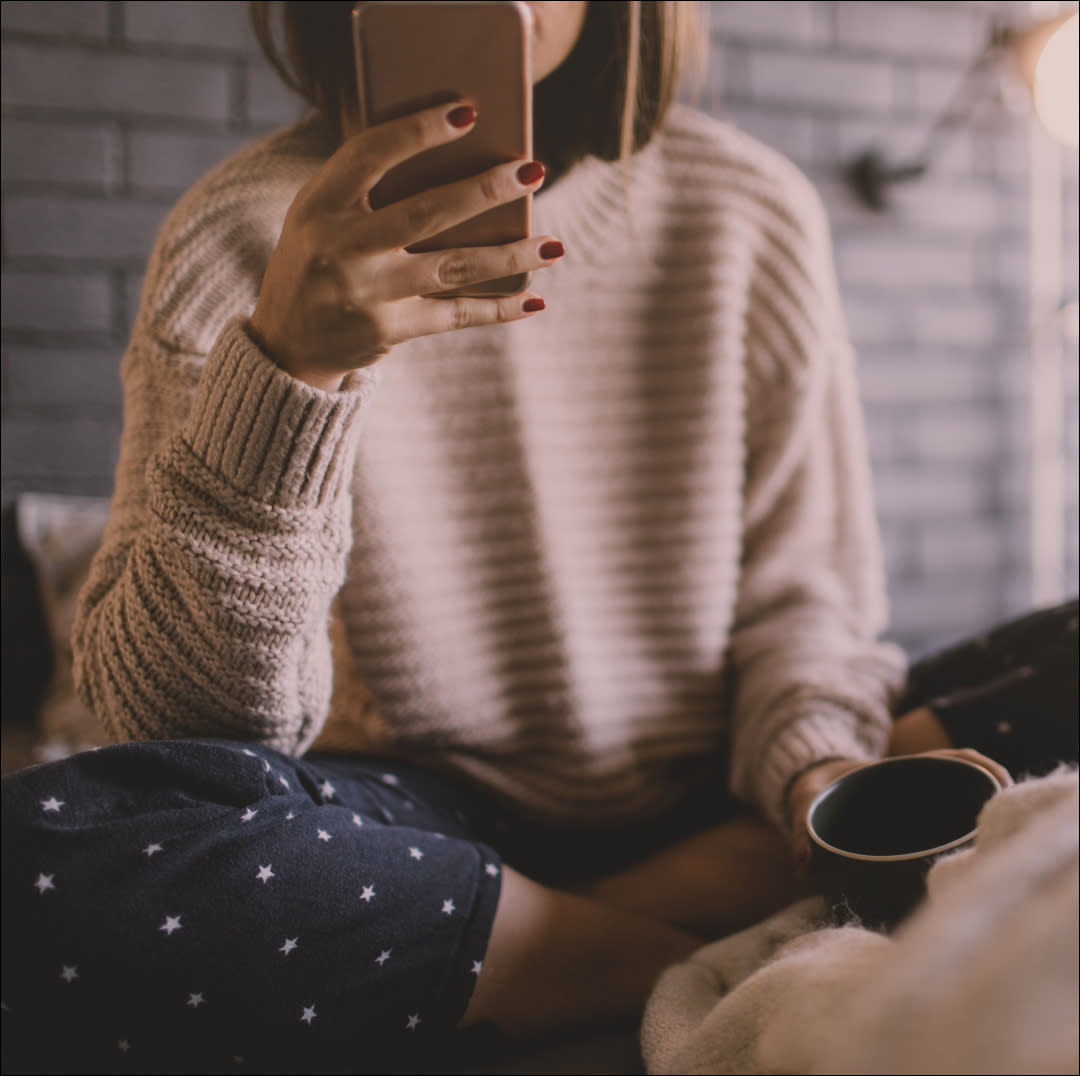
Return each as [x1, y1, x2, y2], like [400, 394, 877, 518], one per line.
[569, 812, 812, 938]
[462, 865, 700, 1041]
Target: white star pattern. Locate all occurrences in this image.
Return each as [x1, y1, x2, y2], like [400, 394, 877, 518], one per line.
[406, 1013, 421, 1030]
[319, 780, 336, 800]
[279, 775, 290, 789]
[471, 961, 483, 975]
[352, 813, 364, 826]
[280, 937, 299, 955]
[408, 847, 424, 861]
[187, 992, 205, 1008]
[240, 807, 258, 822]
[485, 863, 499, 877]
[34, 872, 55, 894]
[997, 720, 1013, 735]
[262, 759, 271, 772]
[256, 864, 275, 884]
[442, 898, 455, 916]
[41, 797, 64, 813]
[160, 915, 183, 935]
[241, 749, 257, 757]
[143, 842, 164, 857]
[301, 1005, 317, 1024]
[59, 965, 79, 983]
[316, 829, 332, 842]
[285, 811, 296, 821]
[118, 1040, 131, 1053]
[360, 885, 375, 902]
[381, 773, 399, 786]
[375, 949, 392, 966]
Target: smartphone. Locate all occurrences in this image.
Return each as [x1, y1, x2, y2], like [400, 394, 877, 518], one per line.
[352, 0, 534, 297]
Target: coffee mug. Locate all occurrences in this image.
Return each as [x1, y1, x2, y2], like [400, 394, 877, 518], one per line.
[806, 755, 1002, 927]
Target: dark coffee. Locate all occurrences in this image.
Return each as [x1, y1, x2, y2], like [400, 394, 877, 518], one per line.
[806, 756, 1000, 927]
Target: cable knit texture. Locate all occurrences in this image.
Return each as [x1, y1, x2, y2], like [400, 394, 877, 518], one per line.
[73, 106, 905, 828]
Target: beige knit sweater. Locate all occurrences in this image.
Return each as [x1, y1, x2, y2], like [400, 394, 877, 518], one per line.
[73, 105, 904, 829]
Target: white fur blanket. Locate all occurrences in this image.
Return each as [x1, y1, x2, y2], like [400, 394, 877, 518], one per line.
[641, 768, 1079, 1075]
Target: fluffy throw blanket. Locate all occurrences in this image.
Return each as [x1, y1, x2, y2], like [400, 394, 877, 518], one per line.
[641, 768, 1079, 1075]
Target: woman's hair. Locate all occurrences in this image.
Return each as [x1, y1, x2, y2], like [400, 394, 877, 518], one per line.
[249, 2, 705, 179]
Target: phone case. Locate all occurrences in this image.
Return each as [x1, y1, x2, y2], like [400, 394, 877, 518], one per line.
[352, 0, 533, 297]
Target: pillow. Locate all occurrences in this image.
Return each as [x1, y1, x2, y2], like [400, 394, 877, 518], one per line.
[16, 492, 113, 761]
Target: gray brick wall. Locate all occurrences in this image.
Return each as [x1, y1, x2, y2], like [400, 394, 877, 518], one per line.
[3, 0, 1078, 656]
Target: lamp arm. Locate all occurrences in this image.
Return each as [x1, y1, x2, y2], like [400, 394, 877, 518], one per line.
[847, 23, 1012, 211]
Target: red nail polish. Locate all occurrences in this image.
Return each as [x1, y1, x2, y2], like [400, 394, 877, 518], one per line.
[538, 240, 564, 260]
[522, 297, 546, 313]
[516, 161, 546, 186]
[447, 105, 477, 129]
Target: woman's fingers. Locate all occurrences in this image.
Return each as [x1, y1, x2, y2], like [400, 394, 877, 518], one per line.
[388, 291, 547, 343]
[364, 158, 545, 251]
[308, 100, 480, 210]
[374, 236, 564, 300]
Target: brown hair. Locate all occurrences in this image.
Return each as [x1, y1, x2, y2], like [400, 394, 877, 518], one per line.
[249, 1, 705, 180]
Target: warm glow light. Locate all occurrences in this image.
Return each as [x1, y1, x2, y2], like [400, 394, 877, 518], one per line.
[1033, 12, 1079, 146]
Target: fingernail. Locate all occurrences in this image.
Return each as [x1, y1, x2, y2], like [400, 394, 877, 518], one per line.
[516, 161, 546, 186]
[538, 240, 564, 260]
[447, 105, 477, 129]
[522, 297, 546, 313]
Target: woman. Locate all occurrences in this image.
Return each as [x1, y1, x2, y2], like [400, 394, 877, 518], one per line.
[4, 2, 1054, 1072]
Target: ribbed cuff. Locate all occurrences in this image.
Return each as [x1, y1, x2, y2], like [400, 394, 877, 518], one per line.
[755, 706, 878, 829]
[182, 318, 377, 509]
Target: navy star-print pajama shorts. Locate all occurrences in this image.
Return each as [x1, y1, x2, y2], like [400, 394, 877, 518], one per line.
[2, 741, 506, 1075]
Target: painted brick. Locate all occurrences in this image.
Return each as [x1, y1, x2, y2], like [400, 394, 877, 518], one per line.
[916, 522, 1003, 575]
[245, 57, 305, 127]
[3, 195, 169, 262]
[4, 346, 122, 408]
[708, 1, 822, 46]
[910, 298, 1003, 349]
[0, 416, 121, 484]
[836, 2, 984, 61]
[1, 270, 112, 332]
[888, 578, 1004, 646]
[747, 49, 894, 113]
[843, 294, 918, 347]
[873, 465, 986, 519]
[128, 129, 251, 192]
[911, 409, 1000, 461]
[123, 0, 255, 52]
[1, 120, 116, 188]
[886, 176, 1005, 234]
[835, 235, 980, 291]
[857, 352, 993, 404]
[1, 42, 230, 121]
[1, 1, 108, 38]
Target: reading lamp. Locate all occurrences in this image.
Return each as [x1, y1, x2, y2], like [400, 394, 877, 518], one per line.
[848, 10, 1079, 211]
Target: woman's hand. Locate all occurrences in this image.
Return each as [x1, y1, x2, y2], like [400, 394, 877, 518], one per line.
[248, 101, 563, 391]
[784, 748, 1014, 868]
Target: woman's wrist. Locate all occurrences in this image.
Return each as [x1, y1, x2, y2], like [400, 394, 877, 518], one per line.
[245, 316, 347, 394]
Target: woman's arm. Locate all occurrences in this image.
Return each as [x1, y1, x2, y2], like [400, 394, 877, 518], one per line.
[724, 182, 907, 830]
[73, 318, 373, 750]
[74, 101, 562, 750]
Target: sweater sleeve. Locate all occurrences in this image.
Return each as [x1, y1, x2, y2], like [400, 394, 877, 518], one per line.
[73, 315, 377, 751]
[725, 179, 906, 828]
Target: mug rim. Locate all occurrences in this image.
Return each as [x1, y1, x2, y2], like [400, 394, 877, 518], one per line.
[805, 755, 1002, 863]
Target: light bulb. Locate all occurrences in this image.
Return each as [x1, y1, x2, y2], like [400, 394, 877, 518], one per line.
[1033, 12, 1079, 146]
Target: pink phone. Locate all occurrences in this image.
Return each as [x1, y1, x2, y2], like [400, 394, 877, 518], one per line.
[352, 0, 534, 297]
